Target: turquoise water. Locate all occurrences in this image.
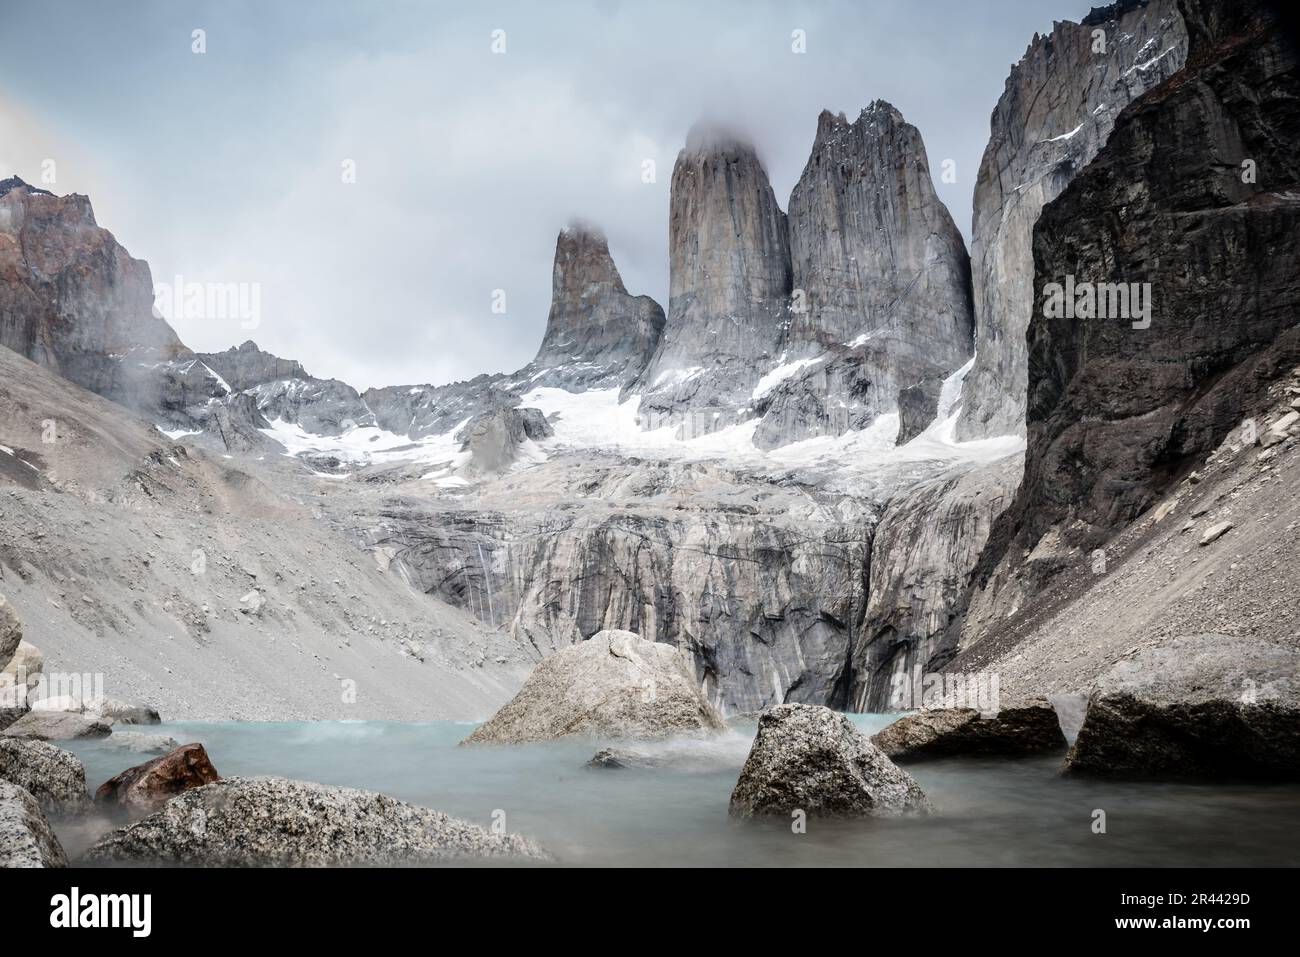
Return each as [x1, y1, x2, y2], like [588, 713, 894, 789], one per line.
[60, 718, 1300, 867]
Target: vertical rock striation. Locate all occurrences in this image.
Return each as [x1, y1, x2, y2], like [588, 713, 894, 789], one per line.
[530, 223, 665, 390]
[633, 125, 792, 433]
[956, 0, 1188, 441]
[962, 0, 1300, 647]
[755, 103, 972, 449]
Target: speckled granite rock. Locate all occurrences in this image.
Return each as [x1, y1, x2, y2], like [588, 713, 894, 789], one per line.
[872, 699, 1066, 761]
[0, 781, 67, 867]
[463, 629, 724, 745]
[729, 703, 930, 818]
[957, 0, 1187, 440]
[84, 776, 551, 865]
[0, 738, 90, 816]
[1063, 634, 1300, 779]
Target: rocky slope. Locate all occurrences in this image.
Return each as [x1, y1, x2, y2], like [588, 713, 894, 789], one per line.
[954, 0, 1300, 690]
[957, 0, 1188, 440]
[757, 103, 973, 449]
[0, 345, 527, 719]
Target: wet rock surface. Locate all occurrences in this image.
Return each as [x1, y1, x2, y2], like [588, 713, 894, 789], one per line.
[1063, 634, 1300, 779]
[94, 742, 222, 817]
[85, 776, 551, 865]
[872, 699, 1067, 761]
[729, 703, 930, 818]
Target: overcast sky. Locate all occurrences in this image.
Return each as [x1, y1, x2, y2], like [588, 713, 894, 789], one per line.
[0, 0, 1085, 390]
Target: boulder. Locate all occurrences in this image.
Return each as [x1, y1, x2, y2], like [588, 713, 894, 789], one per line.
[0, 781, 68, 868]
[0, 739, 90, 816]
[94, 743, 220, 817]
[0, 594, 20, 672]
[462, 630, 725, 745]
[85, 776, 551, 866]
[0, 639, 44, 692]
[1063, 634, 1300, 779]
[872, 699, 1067, 761]
[101, 732, 181, 755]
[729, 703, 931, 818]
[99, 699, 162, 726]
[1, 709, 111, 741]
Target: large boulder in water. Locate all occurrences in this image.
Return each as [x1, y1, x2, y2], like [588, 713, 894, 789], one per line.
[1063, 634, 1300, 780]
[84, 776, 551, 866]
[729, 703, 931, 818]
[94, 743, 221, 817]
[463, 630, 724, 745]
[0, 739, 90, 816]
[0, 781, 67, 867]
[872, 698, 1066, 761]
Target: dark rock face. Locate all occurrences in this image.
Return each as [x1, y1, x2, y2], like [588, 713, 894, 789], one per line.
[532, 224, 665, 389]
[850, 455, 1022, 711]
[728, 703, 930, 818]
[756, 103, 972, 449]
[1063, 634, 1300, 779]
[895, 376, 945, 445]
[203, 392, 273, 453]
[85, 776, 551, 865]
[0, 178, 199, 414]
[969, 0, 1300, 617]
[957, 0, 1188, 440]
[872, 699, 1066, 761]
[94, 742, 221, 817]
[634, 125, 792, 430]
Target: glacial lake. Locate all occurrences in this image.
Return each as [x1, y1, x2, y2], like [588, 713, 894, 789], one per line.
[60, 717, 1300, 867]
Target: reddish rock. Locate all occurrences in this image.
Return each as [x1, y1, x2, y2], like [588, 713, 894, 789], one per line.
[94, 743, 220, 817]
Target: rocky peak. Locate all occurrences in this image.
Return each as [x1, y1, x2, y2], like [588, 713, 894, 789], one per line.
[0, 177, 192, 411]
[196, 340, 310, 392]
[956, 0, 1188, 440]
[0, 175, 54, 199]
[753, 100, 973, 448]
[531, 221, 664, 389]
[633, 122, 792, 428]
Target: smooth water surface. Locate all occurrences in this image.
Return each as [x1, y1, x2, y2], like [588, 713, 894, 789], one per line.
[61, 718, 1300, 867]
